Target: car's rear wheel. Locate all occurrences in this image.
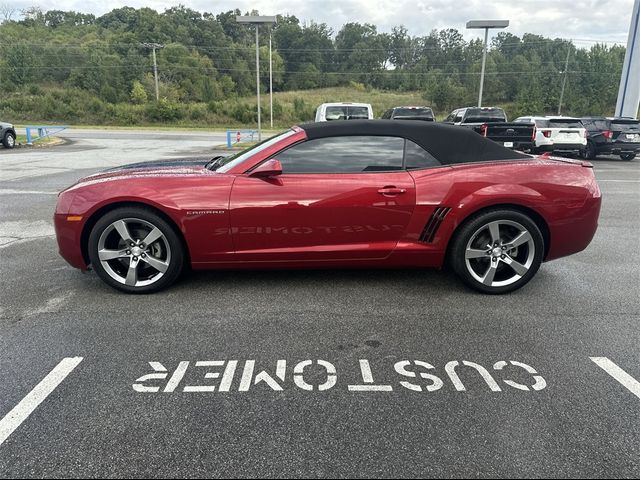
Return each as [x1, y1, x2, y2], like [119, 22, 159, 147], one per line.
[620, 153, 636, 161]
[2, 132, 15, 149]
[581, 140, 596, 160]
[88, 207, 184, 293]
[450, 209, 544, 294]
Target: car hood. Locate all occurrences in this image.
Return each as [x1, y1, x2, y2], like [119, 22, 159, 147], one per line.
[65, 158, 219, 191]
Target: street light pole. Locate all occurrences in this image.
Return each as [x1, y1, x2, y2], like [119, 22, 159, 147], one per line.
[255, 25, 261, 141]
[269, 28, 273, 129]
[478, 27, 489, 108]
[466, 20, 509, 107]
[236, 16, 277, 142]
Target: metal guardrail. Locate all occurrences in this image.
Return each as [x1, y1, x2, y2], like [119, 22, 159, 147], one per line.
[25, 126, 68, 145]
[226, 129, 258, 147]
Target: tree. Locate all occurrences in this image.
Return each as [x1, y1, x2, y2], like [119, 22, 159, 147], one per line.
[4, 43, 37, 85]
[130, 80, 147, 104]
[0, 3, 16, 23]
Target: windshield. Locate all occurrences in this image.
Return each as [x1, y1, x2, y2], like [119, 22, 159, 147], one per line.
[547, 119, 583, 128]
[325, 106, 370, 120]
[464, 108, 506, 123]
[215, 129, 297, 173]
[394, 108, 434, 119]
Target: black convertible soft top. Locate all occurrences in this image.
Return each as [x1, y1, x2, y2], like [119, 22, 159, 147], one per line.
[300, 120, 530, 165]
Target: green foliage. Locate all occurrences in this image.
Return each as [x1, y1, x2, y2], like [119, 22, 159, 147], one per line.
[146, 98, 183, 121]
[292, 97, 314, 121]
[0, 7, 632, 126]
[130, 80, 148, 104]
[230, 103, 257, 124]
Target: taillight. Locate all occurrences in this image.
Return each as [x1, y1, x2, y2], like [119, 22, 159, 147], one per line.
[541, 130, 552, 138]
[532, 126, 537, 141]
[602, 130, 613, 140]
[583, 129, 587, 138]
[479, 123, 488, 136]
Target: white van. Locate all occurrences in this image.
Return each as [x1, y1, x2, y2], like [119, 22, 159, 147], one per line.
[314, 103, 373, 122]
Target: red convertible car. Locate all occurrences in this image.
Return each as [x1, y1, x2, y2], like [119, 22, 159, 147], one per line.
[54, 121, 601, 294]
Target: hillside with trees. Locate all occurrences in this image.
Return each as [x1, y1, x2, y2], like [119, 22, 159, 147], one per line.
[0, 6, 629, 127]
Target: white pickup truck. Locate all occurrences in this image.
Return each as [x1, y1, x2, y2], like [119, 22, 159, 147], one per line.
[514, 116, 587, 155]
[314, 103, 373, 122]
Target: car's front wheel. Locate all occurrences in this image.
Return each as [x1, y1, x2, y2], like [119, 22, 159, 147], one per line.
[88, 207, 184, 293]
[450, 209, 544, 294]
[620, 153, 636, 161]
[2, 132, 16, 149]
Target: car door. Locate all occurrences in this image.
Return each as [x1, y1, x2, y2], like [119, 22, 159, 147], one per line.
[228, 135, 416, 262]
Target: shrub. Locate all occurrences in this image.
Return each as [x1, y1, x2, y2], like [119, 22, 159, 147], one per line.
[27, 84, 42, 95]
[230, 103, 256, 124]
[146, 98, 184, 122]
[130, 80, 148, 105]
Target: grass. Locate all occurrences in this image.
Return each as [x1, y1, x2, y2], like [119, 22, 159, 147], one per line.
[258, 86, 429, 119]
[15, 134, 65, 147]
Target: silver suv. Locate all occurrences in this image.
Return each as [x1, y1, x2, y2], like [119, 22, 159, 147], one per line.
[0, 121, 16, 149]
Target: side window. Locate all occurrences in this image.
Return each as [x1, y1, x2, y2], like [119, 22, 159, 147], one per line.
[404, 140, 441, 169]
[455, 111, 464, 123]
[273, 136, 405, 173]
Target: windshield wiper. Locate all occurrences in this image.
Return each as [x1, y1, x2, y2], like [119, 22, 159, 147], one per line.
[205, 155, 227, 171]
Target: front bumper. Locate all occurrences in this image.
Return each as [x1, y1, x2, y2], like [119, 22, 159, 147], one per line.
[54, 212, 89, 270]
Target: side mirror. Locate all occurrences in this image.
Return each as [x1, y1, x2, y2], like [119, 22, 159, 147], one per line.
[250, 159, 283, 178]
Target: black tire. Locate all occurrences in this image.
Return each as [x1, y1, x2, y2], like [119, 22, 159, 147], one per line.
[88, 206, 184, 293]
[620, 153, 636, 161]
[2, 132, 16, 149]
[581, 140, 596, 160]
[450, 209, 544, 294]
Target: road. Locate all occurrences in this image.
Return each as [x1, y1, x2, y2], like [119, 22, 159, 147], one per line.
[0, 129, 639, 477]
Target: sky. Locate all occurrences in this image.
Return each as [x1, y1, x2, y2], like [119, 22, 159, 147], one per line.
[9, 0, 636, 46]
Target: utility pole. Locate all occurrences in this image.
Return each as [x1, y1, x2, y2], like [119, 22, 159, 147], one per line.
[558, 46, 571, 115]
[142, 43, 164, 101]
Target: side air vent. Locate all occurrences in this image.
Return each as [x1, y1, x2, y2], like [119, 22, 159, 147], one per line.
[419, 207, 451, 243]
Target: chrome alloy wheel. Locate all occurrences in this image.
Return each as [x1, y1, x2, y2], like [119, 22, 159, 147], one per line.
[464, 220, 536, 288]
[97, 218, 171, 287]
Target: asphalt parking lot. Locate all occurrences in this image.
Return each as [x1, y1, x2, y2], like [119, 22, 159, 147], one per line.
[0, 130, 639, 477]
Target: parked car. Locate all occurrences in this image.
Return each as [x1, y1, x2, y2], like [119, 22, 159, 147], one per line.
[381, 106, 434, 121]
[443, 107, 535, 151]
[580, 117, 640, 160]
[514, 116, 587, 155]
[0, 121, 17, 149]
[55, 120, 601, 295]
[314, 103, 373, 122]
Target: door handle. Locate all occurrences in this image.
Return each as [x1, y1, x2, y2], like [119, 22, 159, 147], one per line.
[378, 186, 406, 195]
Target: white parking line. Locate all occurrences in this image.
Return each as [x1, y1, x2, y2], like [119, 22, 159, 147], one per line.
[0, 357, 83, 447]
[0, 189, 58, 195]
[590, 357, 640, 400]
[597, 180, 640, 183]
